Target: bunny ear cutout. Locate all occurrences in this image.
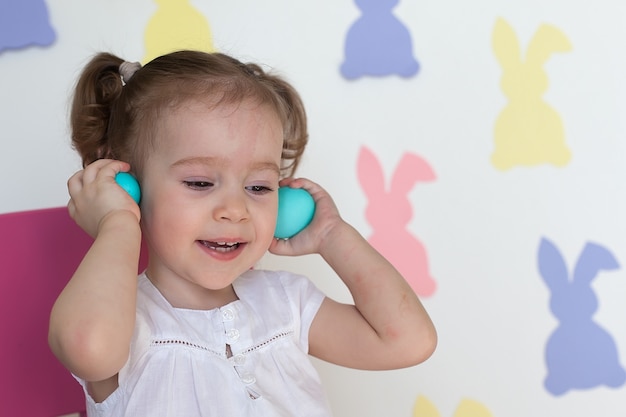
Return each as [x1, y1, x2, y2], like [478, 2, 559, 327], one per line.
[412, 395, 440, 417]
[390, 152, 436, 194]
[452, 399, 494, 417]
[538, 237, 569, 292]
[526, 23, 571, 66]
[573, 242, 620, 284]
[492, 17, 521, 71]
[357, 146, 387, 199]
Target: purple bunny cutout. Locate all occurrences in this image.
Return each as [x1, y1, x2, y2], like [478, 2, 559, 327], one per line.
[340, 0, 419, 79]
[0, 0, 56, 53]
[538, 237, 626, 396]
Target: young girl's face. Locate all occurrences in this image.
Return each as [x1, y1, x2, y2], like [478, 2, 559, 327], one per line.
[140, 99, 283, 309]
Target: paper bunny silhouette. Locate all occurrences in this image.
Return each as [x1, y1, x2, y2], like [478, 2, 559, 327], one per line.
[413, 395, 493, 417]
[0, 0, 55, 53]
[357, 146, 435, 296]
[538, 237, 626, 396]
[143, 0, 214, 63]
[491, 18, 571, 170]
[340, 0, 419, 79]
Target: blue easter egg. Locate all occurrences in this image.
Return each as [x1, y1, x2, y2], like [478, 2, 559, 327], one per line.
[115, 172, 141, 204]
[275, 187, 315, 239]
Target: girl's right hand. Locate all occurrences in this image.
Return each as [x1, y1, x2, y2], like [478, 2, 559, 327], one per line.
[67, 159, 141, 238]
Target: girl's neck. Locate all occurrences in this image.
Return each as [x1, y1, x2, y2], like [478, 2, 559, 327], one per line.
[145, 270, 239, 311]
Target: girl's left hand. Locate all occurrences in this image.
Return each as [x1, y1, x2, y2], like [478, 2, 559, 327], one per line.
[269, 178, 344, 257]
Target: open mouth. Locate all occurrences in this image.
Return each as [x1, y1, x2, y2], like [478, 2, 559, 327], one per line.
[200, 241, 242, 253]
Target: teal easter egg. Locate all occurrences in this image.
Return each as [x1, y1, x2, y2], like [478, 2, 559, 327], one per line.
[115, 172, 141, 204]
[275, 187, 315, 239]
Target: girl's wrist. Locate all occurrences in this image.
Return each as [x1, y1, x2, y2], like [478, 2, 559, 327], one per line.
[97, 209, 141, 236]
[318, 220, 360, 259]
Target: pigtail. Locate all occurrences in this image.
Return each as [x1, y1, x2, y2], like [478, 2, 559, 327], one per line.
[70, 52, 125, 167]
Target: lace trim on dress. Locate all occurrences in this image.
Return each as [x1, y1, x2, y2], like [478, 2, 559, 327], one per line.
[241, 331, 294, 355]
[151, 339, 224, 357]
[150, 330, 294, 358]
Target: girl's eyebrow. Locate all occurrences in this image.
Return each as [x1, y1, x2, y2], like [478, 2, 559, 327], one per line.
[171, 156, 280, 175]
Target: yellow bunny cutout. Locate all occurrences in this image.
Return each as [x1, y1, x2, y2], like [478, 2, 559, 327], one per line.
[413, 395, 493, 417]
[143, 0, 215, 64]
[492, 17, 572, 170]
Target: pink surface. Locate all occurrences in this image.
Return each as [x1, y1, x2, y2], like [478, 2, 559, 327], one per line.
[0, 207, 147, 416]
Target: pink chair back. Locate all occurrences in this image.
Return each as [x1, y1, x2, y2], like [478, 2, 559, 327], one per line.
[0, 207, 147, 416]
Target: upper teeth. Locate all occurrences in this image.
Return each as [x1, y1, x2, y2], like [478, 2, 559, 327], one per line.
[217, 242, 237, 246]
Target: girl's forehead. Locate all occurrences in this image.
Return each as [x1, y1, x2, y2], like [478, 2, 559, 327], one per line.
[160, 99, 283, 133]
[152, 100, 283, 157]
[152, 99, 281, 140]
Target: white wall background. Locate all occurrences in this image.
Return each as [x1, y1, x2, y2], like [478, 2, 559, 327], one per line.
[2, 1, 626, 416]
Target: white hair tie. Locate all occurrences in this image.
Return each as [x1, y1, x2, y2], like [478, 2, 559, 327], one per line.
[119, 61, 142, 84]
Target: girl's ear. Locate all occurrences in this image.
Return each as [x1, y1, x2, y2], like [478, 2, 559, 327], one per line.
[526, 23, 571, 67]
[390, 152, 435, 195]
[572, 242, 619, 285]
[492, 17, 521, 71]
[357, 146, 386, 199]
[538, 237, 569, 293]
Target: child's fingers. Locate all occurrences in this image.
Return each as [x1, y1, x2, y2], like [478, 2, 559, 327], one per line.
[67, 160, 127, 200]
[279, 177, 294, 187]
[81, 160, 129, 185]
[67, 169, 85, 196]
[94, 160, 132, 183]
[67, 197, 77, 219]
[268, 237, 282, 253]
[268, 236, 297, 256]
[281, 177, 321, 196]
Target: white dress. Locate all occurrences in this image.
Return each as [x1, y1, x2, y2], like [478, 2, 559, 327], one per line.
[77, 269, 333, 416]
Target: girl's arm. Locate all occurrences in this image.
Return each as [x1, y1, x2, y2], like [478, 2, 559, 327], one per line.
[269, 178, 436, 370]
[48, 160, 142, 384]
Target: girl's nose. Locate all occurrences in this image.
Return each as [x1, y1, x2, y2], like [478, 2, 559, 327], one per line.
[214, 191, 249, 223]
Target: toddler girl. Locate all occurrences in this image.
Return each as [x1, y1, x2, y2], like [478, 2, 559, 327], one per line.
[49, 50, 436, 416]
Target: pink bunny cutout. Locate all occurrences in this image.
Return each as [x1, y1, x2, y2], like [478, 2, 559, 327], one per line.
[357, 146, 436, 296]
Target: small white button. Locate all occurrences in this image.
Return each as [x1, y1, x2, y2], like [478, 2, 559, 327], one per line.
[222, 308, 235, 321]
[226, 329, 240, 341]
[241, 374, 256, 385]
[233, 354, 246, 365]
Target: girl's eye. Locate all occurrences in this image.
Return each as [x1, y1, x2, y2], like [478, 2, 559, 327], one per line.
[246, 185, 273, 195]
[184, 181, 213, 190]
